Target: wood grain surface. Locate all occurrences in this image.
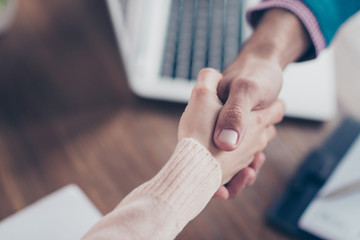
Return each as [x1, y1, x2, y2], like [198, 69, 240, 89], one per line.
[0, 1, 359, 239]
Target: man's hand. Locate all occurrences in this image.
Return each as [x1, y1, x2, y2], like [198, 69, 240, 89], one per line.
[178, 68, 284, 188]
[213, 8, 311, 151]
[210, 8, 311, 199]
[214, 57, 282, 151]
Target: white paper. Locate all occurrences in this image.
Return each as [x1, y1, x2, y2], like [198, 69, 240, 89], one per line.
[299, 134, 360, 240]
[0, 184, 102, 240]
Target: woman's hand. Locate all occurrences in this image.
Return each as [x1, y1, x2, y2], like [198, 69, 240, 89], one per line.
[178, 68, 284, 195]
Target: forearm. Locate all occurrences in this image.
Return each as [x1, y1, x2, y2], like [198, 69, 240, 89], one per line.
[238, 8, 311, 69]
[82, 138, 221, 240]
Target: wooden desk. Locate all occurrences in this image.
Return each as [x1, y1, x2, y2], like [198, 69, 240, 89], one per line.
[0, 1, 359, 239]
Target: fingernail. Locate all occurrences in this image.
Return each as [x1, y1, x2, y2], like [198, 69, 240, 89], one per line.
[218, 129, 238, 146]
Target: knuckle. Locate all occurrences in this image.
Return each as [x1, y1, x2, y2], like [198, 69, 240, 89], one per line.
[279, 103, 285, 119]
[199, 68, 219, 76]
[269, 126, 277, 139]
[256, 114, 265, 125]
[274, 101, 285, 123]
[191, 85, 211, 100]
[222, 104, 246, 126]
[217, 80, 230, 103]
[231, 78, 259, 95]
[276, 110, 284, 123]
[246, 171, 257, 187]
[197, 68, 222, 83]
[259, 134, 268, 150]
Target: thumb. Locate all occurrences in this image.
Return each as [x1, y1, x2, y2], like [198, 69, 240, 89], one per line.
[213, 88, 254, 151]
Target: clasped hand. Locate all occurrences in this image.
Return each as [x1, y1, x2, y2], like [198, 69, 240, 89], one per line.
[178, 68, 284, 199]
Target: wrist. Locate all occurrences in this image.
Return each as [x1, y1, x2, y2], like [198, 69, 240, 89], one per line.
[228, 44, 282, 73]
[241, 8, 311, 69]
[223, 50, 283, 89]
[239, 39, 285, 68]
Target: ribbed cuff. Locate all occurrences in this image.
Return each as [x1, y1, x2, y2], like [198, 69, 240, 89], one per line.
[122, 138, 221, 230]
[246, 0, 326, 60]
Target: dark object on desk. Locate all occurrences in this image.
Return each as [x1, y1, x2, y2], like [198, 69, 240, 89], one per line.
[267, 117, 360, 240]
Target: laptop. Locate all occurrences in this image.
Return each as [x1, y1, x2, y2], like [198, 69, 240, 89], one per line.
[106, 0, 337, 121]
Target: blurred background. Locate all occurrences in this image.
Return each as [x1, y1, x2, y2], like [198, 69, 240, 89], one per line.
[0, 0, 359, 239]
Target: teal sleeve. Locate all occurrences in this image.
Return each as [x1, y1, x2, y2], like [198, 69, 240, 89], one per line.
[301, 0, 360, 45]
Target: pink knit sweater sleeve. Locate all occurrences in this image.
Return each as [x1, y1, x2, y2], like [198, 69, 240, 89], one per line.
[82, 138, 222, 240]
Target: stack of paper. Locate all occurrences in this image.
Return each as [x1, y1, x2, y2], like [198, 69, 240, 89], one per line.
[0, 184, 102, 240]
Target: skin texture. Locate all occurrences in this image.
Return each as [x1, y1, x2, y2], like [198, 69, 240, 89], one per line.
[178, 69, 284, 199]
[214, 8, 311, 152]
[207, 8, 311, 199]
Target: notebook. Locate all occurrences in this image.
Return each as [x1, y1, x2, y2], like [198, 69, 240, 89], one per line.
[0, 184, 102, 240]
[299, 134, 360, 240]
[267, 118, 360, 240]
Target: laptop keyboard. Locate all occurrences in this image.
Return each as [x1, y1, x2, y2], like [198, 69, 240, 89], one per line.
[161, 0, 243, 80]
